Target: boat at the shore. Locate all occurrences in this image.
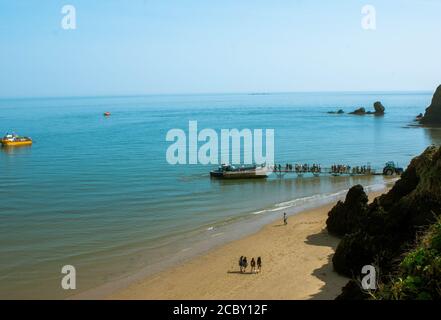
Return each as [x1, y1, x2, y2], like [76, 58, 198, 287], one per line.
[210, 164, 268, 179]
[1, 133, 33, 147]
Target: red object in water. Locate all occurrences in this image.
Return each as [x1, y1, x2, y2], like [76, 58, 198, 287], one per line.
[104, 112, 111, 116]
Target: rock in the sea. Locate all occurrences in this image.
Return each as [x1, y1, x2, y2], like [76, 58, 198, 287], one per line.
[327, 109, 345, 114]
[350, 102, 385, 116]
[349, 107, 366, 115]
[373, 101, 385, 115]
[326, 185, 368, 237]
[332, 145, 441, 280]
[420, 85, 441, 125]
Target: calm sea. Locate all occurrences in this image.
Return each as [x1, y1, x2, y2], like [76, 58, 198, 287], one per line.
[1, 92, 440, 298]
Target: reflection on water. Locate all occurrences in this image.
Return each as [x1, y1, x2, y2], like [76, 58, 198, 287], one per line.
[424, 127, 441, 145]
[0, 145, 32, 155]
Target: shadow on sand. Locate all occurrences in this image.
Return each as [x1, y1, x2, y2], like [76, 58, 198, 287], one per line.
[272, 224, 286, 228]
[303, 229, 348, 300]
[227, 271, 256, 275]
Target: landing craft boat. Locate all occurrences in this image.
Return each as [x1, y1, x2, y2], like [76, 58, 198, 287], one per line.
[210, 164, 268, 179]
[1, 133, 32, 147]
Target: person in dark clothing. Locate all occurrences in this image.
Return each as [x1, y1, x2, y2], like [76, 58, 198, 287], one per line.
[250, 258, 256, 273]
[242, 257, 248, 273]
[257, 257, 262, 273]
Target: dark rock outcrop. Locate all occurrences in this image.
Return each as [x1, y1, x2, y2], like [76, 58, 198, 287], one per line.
[327, 109, 345, 114]
[349, 107, 366, 115]
[373, 101, 385, 115]
[330, 146, 441, 288]
[335, 279, 370, 300]
[349, 102, 386, 116]
[326, 185, 368, 237]
[332, 230, 380, 277]
[420, 85, 441, 125]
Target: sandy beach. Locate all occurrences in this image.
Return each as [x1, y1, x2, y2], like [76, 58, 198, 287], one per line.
[110, 190, 386, 300]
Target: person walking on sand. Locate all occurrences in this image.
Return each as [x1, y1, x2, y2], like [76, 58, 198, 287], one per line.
[242, 257, 248, 273]
[250, 258, 256, 273]
[239, 256, 244, 273]
[283, 212, 288, 225]
[257, 257, 262, 273]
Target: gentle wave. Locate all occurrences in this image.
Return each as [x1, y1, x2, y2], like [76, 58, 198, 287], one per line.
[248, 181, 392, 218]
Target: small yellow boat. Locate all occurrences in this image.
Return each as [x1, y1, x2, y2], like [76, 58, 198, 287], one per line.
[1, 133, 33, 147]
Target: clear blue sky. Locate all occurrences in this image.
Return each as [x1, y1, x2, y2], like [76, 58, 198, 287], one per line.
[1, 0, 440, 98]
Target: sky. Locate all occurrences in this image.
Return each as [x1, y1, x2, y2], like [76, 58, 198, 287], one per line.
[0, 0, 440, 98]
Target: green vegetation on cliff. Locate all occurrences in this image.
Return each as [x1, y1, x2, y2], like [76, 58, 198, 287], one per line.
[375, 219, 441, 300]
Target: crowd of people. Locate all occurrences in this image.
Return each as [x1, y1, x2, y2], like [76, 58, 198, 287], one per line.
[330, 164, 372, 175]
[239, 256, 262, 274]
[273, 163, 322, 173]
[271, 163, 372, 175]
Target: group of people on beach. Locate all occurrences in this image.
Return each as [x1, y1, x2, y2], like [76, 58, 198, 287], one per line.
[239, 256, 262, 274]
[236, 213, 289, 274]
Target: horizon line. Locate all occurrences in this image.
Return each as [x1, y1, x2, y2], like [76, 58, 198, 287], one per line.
[0, 88, 435, 101]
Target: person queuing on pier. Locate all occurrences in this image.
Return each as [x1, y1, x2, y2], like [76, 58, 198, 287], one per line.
[331, 164, 353, 174]
[311, 164, 321, 173]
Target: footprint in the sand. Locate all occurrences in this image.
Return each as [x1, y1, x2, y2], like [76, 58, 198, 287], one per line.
[297, 221, 322, 225]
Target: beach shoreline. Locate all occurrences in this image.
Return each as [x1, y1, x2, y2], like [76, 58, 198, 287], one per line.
[106, 189, 388, 300]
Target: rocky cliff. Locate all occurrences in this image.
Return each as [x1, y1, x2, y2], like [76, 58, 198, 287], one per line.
[326, 145, 441, 299]
[420, 85, 441, 125]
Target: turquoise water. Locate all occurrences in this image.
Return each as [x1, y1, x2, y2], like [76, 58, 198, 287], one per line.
[1, 92, 440, 299]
